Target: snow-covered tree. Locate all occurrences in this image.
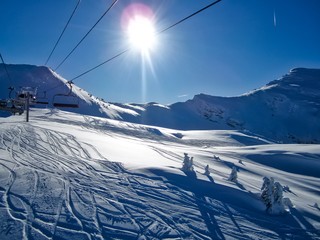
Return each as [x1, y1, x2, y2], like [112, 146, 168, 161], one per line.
[228, 166, 238, 182]
[204, 164, 210, 175]
[272, 182, 285, 213]
[283, 198, 294, 208]
[261, 177, 274, 212]
[261, 177, 286, 214]
[182, 153, 194, 172]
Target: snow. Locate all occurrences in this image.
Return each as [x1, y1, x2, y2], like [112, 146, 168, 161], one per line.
[0, 108, 319, 239]
[0, 64, 320, 239]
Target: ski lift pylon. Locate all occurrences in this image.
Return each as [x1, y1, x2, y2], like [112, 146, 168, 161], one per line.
[53, 81, 79, 108]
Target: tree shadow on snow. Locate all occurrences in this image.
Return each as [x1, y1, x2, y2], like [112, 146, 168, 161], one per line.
[149, 168, 319, 239]
[206, 175, 215, 183]
[183, 170, 225, 240]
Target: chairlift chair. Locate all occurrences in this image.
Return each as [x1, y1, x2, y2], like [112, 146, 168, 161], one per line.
[0, 99, 8, 108]
[16, 87, 37, 106]
[35, 91, 49, 105]
[0, 99, 24, 115]
[52, 81, 79, 108]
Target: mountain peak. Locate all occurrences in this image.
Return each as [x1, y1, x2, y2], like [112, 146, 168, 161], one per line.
[267, 67, 320, 87]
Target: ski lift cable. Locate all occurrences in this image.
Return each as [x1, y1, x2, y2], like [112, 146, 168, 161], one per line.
[158, 0, 222, 35]
[54, 0, 119, 71]
[44, 0, 81, 66]
[0, 53, 12, 84]
[70, 0, 222, 82]
[71, 49, 129, 81]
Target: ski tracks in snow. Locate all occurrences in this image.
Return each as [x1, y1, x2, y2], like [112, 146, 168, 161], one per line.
[1, 123, 318, 239]
[0, 124, 216, 239]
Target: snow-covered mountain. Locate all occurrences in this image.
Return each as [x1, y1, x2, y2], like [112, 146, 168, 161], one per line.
[0, 64, 139, 120]
[183, 68, 320, 144]
[1, 64, 319, 144]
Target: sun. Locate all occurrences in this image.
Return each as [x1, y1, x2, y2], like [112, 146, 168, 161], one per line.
[127, 16, 156, 52]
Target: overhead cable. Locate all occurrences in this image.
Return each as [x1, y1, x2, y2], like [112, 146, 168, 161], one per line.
[158, 0, 222, 34]
[70, 0, 222, 81]
[45, 0, 81, 66]
[0, 53, 12, 83]
[71, 49, 128, 81]
[54, 0, 119, 71]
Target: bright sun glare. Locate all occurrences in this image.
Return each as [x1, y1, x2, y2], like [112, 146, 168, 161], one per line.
[127, 16, 156, 52]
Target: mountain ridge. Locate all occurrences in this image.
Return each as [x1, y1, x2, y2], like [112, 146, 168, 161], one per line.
[1, 64, 319, 143]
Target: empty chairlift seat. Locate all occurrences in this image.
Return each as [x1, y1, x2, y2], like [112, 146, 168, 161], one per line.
[36, 98, 49, 105]
[36, 91, 49, 105]
[53, 94, 79, 108]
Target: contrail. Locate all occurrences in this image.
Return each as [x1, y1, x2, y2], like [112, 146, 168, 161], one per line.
[273, 9, 277, 27]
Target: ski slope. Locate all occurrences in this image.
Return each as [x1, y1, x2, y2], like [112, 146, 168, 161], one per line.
[0, 109, 319, 239]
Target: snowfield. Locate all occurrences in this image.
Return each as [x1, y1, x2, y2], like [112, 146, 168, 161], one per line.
[0, 109, 319, 239]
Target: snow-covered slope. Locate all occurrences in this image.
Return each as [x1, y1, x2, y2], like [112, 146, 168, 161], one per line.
[1, 64, 319, 144]
[185, 68, 320, 144]
[120, 68, 320, 144]
[0, 64, 138, 120]
[0, 109, 319, 239]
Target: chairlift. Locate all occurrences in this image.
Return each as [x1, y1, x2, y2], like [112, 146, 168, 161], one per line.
[0, 99, 8, 108]
[53, 81, 79, 108]
[16, 87, 37, 106]
[0, 99, 24, 115]
[0, 88, 24, 115]
[36, 91, 49, 105]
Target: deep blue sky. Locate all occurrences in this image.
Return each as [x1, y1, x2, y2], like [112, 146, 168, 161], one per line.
[1, 0, 320, 104]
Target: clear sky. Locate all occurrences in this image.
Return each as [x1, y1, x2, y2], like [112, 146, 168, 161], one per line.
[1, 0, 320, 104]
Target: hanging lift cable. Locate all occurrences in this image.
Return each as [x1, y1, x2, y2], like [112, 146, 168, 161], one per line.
[70, 0, 222, 82]
[0, 53, 15, 98]
[0, 53, 12, 83]
[158, 0, 222, 34]
[71, 49, 129, 81]
[44, 0, 81, 66]
[54, 0, 119, 71]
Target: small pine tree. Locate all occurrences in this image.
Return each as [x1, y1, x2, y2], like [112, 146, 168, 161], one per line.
[182, 153, 189, 171]
[261, 177, 286, 214]
[261, 177, 274, 212]
[228, 166, 238, 182]
[204, 164, 210, 175]
[189, 157, 194, 172]
[182, 153, 194, 172]
[272, 182, 285, 214]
